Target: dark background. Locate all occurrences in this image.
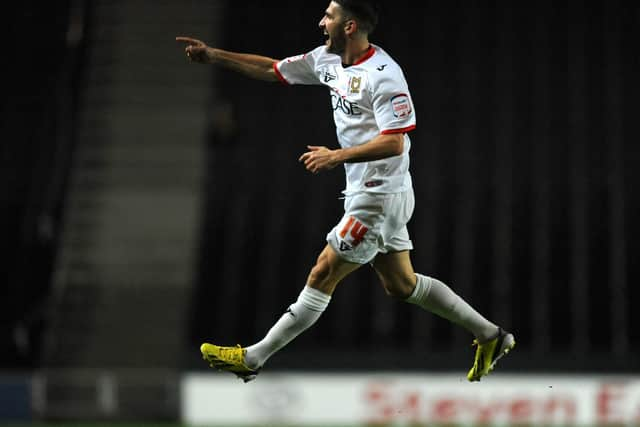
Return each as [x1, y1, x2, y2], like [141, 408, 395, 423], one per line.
[1, 1, 638, 373]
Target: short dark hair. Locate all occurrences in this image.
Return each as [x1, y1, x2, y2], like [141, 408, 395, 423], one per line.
[333, 0, 380, 34]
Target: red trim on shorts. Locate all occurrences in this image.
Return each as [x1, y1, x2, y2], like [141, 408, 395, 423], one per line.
[353, 46, 376, 66]
[273, 62, 289, 85]
[381, 124, 416, 134]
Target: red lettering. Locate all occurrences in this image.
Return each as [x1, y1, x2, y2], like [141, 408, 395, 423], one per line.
[597, 383, 626, 424]
[432, 399, 458, 423]
[364, 383, 394, 425]
[350, 221, 369, 246]
[339, 216, 355, 238]
[399, 392, 421, 423]
[476, 401, 503, 424]
[543, 397, 576, 424]
[338, 216, 369, 246]
[510, 399, 533, 423]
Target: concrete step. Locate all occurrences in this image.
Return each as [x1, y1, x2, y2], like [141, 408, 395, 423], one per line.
[46, 0, 218, 369]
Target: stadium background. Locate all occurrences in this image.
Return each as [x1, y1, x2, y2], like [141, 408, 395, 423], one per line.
[1, 0, 638, 425]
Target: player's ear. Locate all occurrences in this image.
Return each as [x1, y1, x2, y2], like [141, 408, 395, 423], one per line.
[344, 19, 357, 35]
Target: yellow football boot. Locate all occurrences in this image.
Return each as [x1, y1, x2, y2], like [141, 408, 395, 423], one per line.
[467, 328, 515, 382]
[200, 343, 259, 383]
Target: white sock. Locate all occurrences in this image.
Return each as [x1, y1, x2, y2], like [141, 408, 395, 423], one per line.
[244, 286, 331, 369]
[406, 273, 498, 342]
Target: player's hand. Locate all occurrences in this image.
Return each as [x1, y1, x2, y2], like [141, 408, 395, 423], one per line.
[299, 145, 341, 174]
[176, 36, 211, 63]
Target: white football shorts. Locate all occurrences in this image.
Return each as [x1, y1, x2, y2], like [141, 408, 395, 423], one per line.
[326, 189, 415, 264]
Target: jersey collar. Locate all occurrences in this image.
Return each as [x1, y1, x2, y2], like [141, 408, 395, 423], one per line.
[354, 45, 376, 65]
[343, 45, 376, 68]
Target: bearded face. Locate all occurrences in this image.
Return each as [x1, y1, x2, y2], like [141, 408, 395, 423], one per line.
[326, 22, 348, 54]
[319, 2, 350, 55]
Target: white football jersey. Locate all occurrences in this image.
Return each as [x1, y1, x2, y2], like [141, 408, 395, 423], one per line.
[274, 44, 416, 195]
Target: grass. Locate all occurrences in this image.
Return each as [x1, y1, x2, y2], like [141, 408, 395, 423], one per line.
[1, 424, 187, 427]
[0, 424, 367, 427]
[0, 424, 608, 427]
[0, 424, 415, 427]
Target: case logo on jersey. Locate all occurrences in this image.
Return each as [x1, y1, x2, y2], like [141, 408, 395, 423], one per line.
[391, 94, 412, 118]
[338, 216, 369, 249]
[331, 93, 362, 116]
[349, 76, 362, 93]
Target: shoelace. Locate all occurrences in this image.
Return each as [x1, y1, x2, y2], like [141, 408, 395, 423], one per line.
[216, 345, 245, 365]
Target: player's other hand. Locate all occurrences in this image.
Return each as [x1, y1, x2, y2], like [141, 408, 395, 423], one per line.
[299, 145, 341, 174]
[176, 36, 210, 63]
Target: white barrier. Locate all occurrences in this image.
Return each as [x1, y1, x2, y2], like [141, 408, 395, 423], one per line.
[181, 372, 640, 426]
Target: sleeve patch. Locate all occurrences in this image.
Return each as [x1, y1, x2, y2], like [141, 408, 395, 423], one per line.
[391, 94, 412, 118]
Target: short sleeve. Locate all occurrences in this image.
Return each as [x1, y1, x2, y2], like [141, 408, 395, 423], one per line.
[274, 50, 320, 86]
[372, 74, 416, 134]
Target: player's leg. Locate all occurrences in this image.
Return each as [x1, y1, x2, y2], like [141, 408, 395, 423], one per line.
[201, 244, 363, 381]
[372, 250, 499, 340]
[201, 193, 382, 381]
[372, 249, 515, 381]
[242, 244, 360, 368]
[373, 187, 514, 381]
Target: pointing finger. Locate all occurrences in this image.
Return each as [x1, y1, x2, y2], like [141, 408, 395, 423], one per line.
[176, 36, 203, 46]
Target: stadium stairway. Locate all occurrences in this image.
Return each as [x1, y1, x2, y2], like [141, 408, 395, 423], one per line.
[43, 0, 220, 369]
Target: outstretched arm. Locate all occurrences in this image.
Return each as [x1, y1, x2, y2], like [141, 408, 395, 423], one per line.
[176, 36, 279, 82]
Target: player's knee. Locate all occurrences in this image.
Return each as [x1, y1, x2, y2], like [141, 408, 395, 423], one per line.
[381, 275, 415, 299]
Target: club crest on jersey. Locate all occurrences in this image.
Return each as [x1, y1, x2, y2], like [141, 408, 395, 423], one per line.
[391, 94, 412, 118]
[349, 76, 362, 94]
